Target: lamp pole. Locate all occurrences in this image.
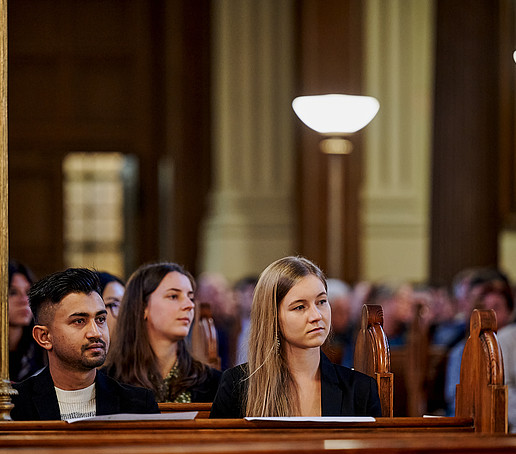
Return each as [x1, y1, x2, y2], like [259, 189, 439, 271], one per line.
[327, 154, 345, 277]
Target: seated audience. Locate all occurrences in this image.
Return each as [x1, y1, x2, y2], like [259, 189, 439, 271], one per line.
[444, 267, 512, 416]
[8, 260, 46, 382]
[11, 268, 159, 421]
[96, 271, 125, 337]
[105, 262, 221, 402]
[366, 283, 409, 346]
[322, 278, 356, 367]
[210, 256, 381, 418]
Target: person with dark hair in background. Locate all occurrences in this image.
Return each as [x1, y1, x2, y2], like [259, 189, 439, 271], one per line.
[234, 275, 258, 365]
[488, 277, 516, 432]
[96, 271, 125, 337]
[10, 268, 159, 421]
[8, 260, 46, 382]
[104, 262, 221, 403]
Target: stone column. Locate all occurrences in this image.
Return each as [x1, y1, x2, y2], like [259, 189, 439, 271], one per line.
[199, 0, 295, 282]
[361, 0, 435, 282]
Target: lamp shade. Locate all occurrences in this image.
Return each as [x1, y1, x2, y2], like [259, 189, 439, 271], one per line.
[292, 94, 380, 134]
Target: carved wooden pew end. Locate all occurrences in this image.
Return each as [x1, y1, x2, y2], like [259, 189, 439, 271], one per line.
[354, 304, 394, 418]
[455, 309, 508, 433]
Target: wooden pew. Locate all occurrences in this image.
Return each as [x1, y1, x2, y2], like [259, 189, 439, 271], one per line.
[159, 305, 507, 435]
[354, 304, 394, 417]
[353, 305, 507, 433]
[0, 430, 515, 453]
[0, 307, 504, 443]
[0, 420, 514, 454]
[455, 308, 507, 433]
[389, 301, 440, 417]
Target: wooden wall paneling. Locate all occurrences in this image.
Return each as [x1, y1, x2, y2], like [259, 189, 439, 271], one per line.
[8, 152, 64, 278]
[163, 0, 212, 274]
[130, 0, 159, 269]
[294, 0, 363, 282]
[8, 0, 163, 276]
[431, 0, 501, 284]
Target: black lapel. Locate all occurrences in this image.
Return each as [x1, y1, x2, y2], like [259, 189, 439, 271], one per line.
[32, 367, 61, 420]
[95, 369, 120, 415]
[320, 351, 342, 416]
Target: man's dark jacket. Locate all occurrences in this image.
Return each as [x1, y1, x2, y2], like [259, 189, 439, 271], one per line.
[10, 366, 159, 420]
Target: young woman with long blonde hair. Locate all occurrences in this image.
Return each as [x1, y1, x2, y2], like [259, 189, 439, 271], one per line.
[210, 256, 381, 417]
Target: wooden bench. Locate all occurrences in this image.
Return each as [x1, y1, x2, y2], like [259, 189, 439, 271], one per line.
[0, 307, 504, 443]
[0, 420, 514, 454]
[352, 305, 507, 432]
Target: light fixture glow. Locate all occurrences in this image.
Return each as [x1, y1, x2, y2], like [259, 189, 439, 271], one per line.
[292, 94, 380, 135]
[513, 50, 516, 63]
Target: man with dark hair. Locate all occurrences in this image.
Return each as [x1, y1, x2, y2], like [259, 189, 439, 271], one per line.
[11, 268, 159, 421]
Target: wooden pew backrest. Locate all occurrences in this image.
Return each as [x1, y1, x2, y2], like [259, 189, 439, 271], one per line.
[159, 402, 212, 418]
[190, 302, 221, 370]
[455, 309, 507, 433]
[354, 304, 394, 417]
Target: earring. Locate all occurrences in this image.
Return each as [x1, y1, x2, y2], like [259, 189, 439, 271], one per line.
[276, 336, 280, 354]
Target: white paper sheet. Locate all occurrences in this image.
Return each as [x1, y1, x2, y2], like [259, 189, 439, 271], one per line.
[245, 416, 376, 422]
[66, 411, 198, 423]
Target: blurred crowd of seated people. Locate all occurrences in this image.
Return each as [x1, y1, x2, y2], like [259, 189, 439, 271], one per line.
[8, 257, 516, 426]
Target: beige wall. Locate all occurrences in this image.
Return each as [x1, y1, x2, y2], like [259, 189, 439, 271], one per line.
[360, 0, 435, 283]
[199, 0, 296, 282]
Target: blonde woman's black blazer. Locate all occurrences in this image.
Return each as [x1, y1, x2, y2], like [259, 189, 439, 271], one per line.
[209, 352, 382, 418]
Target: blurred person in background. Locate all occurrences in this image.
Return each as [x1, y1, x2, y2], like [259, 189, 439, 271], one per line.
[96, 271, 125, 337]
[234, 275, 258, 365]
[322, 278, 356, 367]
[496, 277, 516, 432]
[196, 272, 239, 369]
[8, 260, 46, 382]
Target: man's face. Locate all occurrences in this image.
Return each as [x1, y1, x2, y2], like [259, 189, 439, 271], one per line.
[46, 292, 110, 371]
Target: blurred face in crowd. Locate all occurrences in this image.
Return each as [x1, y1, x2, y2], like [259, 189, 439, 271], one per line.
[144, 271, 195, 344]
[329, 295, 351, 333]
[8, 273, 32, 327]
[483, 291, 512, 330]
[278, 274, 331, 352]
[102, 281, 125, 336]
[196, 272, 232, 322]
